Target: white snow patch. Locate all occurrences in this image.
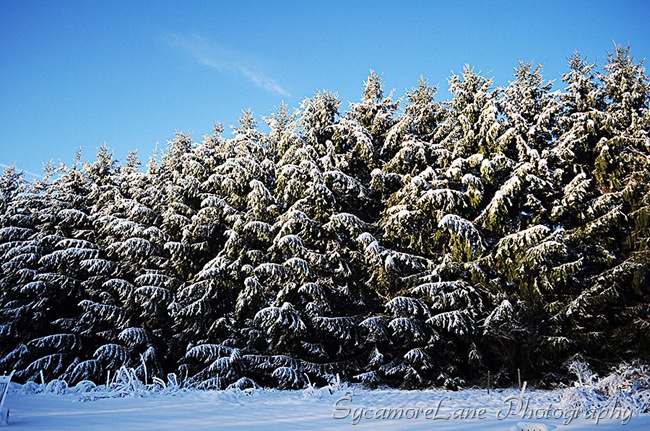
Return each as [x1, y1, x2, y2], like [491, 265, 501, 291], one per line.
[4, 385, 649, 430]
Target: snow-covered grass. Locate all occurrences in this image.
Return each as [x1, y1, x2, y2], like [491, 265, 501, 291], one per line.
[4, 362, 650, 430]
[5, 384, 650, 430]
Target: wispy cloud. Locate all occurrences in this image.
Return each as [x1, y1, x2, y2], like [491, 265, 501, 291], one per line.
[169, 33, 291, 98]
[0, 163, 44, 180]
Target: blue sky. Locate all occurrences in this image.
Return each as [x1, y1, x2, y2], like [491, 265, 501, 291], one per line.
[1, 0, 649, 179]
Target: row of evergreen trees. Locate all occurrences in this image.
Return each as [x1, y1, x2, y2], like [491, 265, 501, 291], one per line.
[1, 45, 648, 389]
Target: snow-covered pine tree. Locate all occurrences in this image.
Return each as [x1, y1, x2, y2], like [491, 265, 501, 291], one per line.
[553, 52, 605, 179]
[382, 77, 443, 162]
[551, 45, 650, 369]
[0, 165, 25, 215]
[332, 71, 398, 182]
[442, 66, 500, 158]
[300, 90, 341, 153]
[498, 62, 560, 159]
[0, 155, 106, 382]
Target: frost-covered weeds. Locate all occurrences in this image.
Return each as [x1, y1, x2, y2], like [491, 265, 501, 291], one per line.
[12, 366, 188, 401]
[10, 360, 650, 421]
[10, 366, 354, 402]
[559, 360, 650, 416]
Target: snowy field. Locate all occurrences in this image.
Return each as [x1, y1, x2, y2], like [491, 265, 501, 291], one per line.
[5, 384, 650, 430]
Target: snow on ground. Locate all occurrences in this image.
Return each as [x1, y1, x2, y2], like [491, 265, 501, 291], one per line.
[4, 384, 650, 430]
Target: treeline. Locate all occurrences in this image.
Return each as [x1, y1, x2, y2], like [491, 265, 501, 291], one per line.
[1, 45, 648, 390]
